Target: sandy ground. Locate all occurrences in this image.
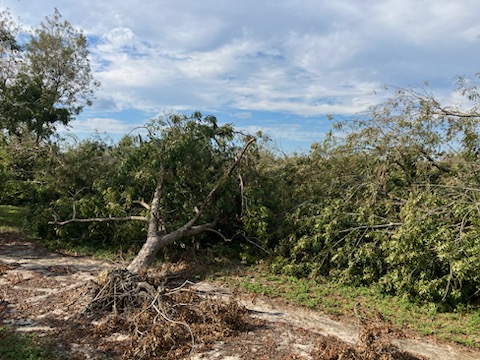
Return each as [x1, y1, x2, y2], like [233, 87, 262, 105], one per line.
[1, 232, 479, 359]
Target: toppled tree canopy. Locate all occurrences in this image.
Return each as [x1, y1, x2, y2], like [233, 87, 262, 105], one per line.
[44, 112, 258, 272]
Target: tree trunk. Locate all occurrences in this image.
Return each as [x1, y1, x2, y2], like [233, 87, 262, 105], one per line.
[127, 160, 166, 273]
[126, 156, 215, 273]
[127, 221, 214, 274]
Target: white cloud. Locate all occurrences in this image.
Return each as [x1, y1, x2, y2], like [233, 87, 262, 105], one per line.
[371, 0, 479, 45]
[234, 112, 253, 119]
[63, 118, 133, 134]
[4, 0, 480, 149]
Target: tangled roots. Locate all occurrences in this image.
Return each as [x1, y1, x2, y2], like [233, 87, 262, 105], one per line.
[87, 268, 249, 359]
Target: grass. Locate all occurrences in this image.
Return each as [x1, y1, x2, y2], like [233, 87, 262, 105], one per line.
[42, 237, 136, 262]
[0, 327, 62, 360]
[0, 204, 134, 261]
[0, 205, 29, 233]
[216, 265, 480, 348]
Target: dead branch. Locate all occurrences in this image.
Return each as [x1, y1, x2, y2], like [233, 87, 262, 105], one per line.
[435, 106, 480, 118]
[232, 232, 272, 254]
[150, 297, 195, 354]
[88, 268, 249, 358]
[133, 199, 151, 210]
[48, 215, 148, 226]
[205, 228, 231, 242]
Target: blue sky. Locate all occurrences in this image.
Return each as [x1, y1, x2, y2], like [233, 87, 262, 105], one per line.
[2, 0, 480, 152]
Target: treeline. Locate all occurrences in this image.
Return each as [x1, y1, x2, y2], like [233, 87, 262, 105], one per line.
[1, 10, 479, 307]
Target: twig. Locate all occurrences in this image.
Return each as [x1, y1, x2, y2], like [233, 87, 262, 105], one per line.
[337, 222, 403, 234]
[166, 280, 196, 295]
[205, 228, 231, 242]
[232, 232, 271, 254]
[151, 302, 196, 356]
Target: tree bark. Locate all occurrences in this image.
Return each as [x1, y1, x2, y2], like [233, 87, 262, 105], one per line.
[126, 222, 214, 273]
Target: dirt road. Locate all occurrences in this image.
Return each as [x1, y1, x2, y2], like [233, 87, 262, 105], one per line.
[1, 232, 479, 359]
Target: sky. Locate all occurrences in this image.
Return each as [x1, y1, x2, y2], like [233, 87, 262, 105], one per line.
[2, 0, 480, 152]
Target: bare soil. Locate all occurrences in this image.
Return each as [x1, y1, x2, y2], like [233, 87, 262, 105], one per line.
[1, 232, 479, 359]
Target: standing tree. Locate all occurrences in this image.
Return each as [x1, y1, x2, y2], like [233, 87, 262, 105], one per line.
[0, 9, 99, 142]
[0, 10, 21, 88]
[0, 9, 99, 205]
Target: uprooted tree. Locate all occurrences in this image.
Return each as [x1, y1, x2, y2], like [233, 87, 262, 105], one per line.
[47, 112, 256, 273]
[271, 82, 480, 305]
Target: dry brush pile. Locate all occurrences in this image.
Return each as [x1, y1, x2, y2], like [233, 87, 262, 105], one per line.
[313, 324, 427, 360]
[85, 268, 253, 359]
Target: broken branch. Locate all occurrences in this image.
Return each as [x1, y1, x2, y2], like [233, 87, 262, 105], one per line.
[48, 215, 148, 226]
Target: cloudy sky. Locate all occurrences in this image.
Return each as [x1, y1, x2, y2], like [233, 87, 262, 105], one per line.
[2, 0, 480, 152]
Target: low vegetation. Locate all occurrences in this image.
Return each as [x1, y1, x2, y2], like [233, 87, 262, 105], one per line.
[218, 265, 480, 348]
[0, 326, 61, 360]
[0, 205, 28, 232]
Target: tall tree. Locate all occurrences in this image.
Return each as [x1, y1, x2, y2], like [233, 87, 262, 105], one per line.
[0, 9, 99, 142]
[0, 10, 21, 86]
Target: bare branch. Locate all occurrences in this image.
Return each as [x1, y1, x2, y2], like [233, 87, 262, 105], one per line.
[231, 232, 271, 254]
[205, 228, 231, 242]
[337, 222, 403, 234]
[48, 215, 148, 226]
[435, 107, 480, 118]
[133, 199, 151, 210]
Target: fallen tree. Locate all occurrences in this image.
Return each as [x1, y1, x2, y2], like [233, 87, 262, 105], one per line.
[48, 113, 256, 273]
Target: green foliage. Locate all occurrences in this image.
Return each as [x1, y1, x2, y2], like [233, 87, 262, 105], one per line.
[0, 132, 59, 205]
[0, 9, 99, 141]
[32, 137, 144, 251]
[0, 73, 71, 139]
[29, 113, 258, 259]
[0, 327, 61, 360]
[378, 190, 480, 303]
[264, 84, 480, 306]
[147, 113, 239, 230]
[0, 8, 98, 213]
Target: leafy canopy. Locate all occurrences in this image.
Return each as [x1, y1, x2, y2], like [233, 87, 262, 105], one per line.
[0, 9, 99, 142]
